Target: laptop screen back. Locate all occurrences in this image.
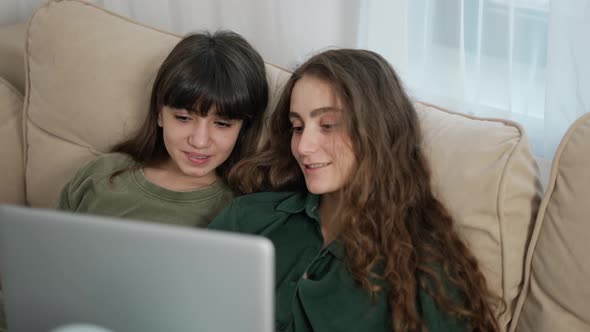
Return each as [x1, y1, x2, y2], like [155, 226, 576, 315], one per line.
[0, 205, 274, 332]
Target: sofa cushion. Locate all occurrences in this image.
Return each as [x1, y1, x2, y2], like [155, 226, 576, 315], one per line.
[0, 77, 25, 205]
[0, 23, 26, 95]
[416, 102, 541, 329]
[510, 112, 590, 332]
[24, 0, 289, 207]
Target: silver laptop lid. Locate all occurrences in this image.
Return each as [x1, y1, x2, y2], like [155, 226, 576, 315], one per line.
[0, 205, 274, 332]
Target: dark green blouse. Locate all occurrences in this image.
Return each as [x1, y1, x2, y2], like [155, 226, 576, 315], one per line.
[208, 191, 467, 332]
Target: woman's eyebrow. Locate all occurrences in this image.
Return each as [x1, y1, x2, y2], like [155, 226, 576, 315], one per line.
[289, 107, 341, 119]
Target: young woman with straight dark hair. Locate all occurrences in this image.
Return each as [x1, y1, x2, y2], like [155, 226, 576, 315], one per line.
[55, 30, 268, 227]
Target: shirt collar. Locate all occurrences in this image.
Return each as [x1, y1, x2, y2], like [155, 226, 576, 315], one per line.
[276, 192, 345, 260]
[276, 191, 320, 221]
[326, 240, 345, 260]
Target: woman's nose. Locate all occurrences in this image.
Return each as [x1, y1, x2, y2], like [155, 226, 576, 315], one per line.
[188, 121, 211, 148]
[295, 128, 319, 155]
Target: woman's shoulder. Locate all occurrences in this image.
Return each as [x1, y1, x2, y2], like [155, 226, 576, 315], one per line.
[83, 152, 134, 172]
[223, 191, 302, 218]
[66, 153, 134, 186]
[232, 191, 298, 206]
[55, 153, 135, 209]
[208, 191, 301, 233]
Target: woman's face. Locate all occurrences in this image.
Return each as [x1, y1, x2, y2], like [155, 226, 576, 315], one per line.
[289, 75, 356, 195]
[158, 105, 242, 187]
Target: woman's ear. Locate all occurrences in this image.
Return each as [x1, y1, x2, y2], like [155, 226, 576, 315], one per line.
[157, 111, 163, 127]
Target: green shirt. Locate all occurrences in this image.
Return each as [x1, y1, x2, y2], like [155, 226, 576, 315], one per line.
[209, 191, 467, 332]
[56, 153, 234, 228]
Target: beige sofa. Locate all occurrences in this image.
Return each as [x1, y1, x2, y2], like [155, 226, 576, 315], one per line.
[0, 1, 588, 331]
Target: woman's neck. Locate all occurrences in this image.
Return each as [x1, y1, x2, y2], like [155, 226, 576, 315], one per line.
[318, 192, 344, 248]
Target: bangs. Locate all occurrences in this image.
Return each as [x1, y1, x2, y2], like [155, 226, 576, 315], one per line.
[159, 56, 256, 120]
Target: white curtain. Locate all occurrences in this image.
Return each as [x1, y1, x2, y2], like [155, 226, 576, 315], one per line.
[94, 0, 361, 70]
[0, 0, 360, 69]
[2, 0, 588, 159]
[543, 0, 590, 157]
[363, 0, 590, 158]
[0, 0, 40, 24]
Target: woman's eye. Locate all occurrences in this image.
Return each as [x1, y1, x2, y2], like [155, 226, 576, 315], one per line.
[215, 121, 232, 128]
[290, 126, 303, 134]
[321, 124, 337, 130]
[174, 115, 191, 122]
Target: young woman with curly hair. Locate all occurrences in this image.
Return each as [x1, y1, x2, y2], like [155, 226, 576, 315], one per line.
[209, 48, 501, 332]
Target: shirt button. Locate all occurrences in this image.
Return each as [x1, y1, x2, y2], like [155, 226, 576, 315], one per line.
[291, 271, 308, 283]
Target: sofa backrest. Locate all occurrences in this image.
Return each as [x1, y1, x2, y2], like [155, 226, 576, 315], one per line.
[24, 1, 542, 330]
[510, 112, 590, 332]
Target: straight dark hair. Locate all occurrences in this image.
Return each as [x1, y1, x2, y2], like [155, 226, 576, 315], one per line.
[112, 30, 268, 182]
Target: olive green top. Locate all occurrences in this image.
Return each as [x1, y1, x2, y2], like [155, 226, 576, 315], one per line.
[209, 191, 467, 332]
[56, 152, 234, 227]
[0, 153, 234, 331]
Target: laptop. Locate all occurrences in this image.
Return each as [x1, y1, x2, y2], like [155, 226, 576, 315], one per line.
[0, 205, 274, 332]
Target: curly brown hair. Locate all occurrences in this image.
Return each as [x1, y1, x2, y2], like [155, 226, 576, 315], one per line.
[229, 49, 502, 331]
